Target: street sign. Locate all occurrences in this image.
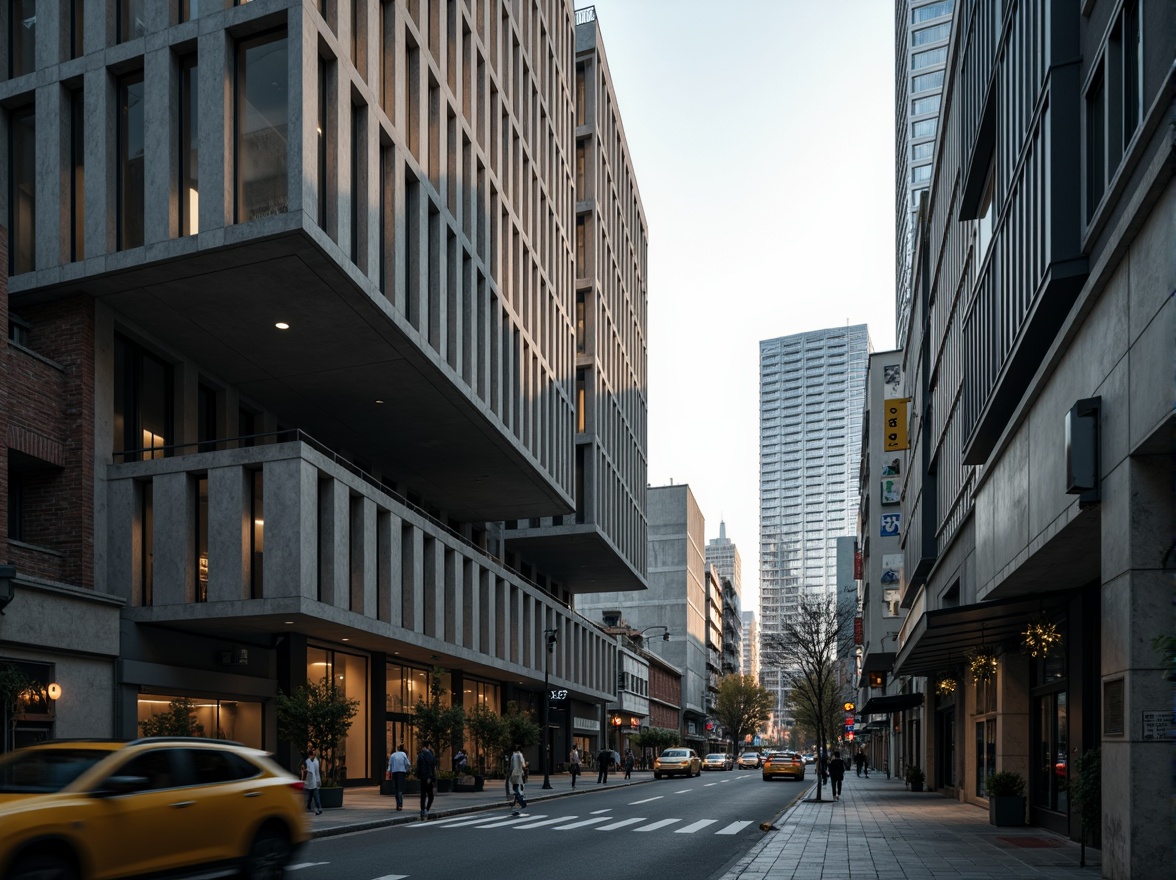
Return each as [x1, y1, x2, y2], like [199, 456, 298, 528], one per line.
[548, 688, 568, 707]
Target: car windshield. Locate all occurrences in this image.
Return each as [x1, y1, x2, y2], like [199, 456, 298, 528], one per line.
[0, 748, 111, 793]
[661, 750, 689, 758]
[705, 754, 724, 760]
[742, 753, 758, 758]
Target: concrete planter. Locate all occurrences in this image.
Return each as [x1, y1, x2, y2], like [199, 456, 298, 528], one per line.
[989, 795, 1026, 826]
[318, 787, 344, 809]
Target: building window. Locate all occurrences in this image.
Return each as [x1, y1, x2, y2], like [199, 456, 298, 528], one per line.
[975, 162, 994, 264]
[912, 118, 936, 139]
[911, 70, 944, 93]
[250, 469, 264, 599]
[912, 22, 951, 46]
[912, 95, 940, 116]
[8, 105, 35, 275]
[9, 0, 36, 76]
[113, 335, 173, 461]
[118, 71, 145, 250]
[138, 479, 154, 605]
[911, 164, 931, 184]
[119, 0, 146, 42]
[575, 290, 586, 353]
[71, 0, 85, 59]
[575, 367, 586, 433]
[575, 62, 585, 125]
[235, 30, 288, 222]
[308, 647, 368, 780]
[138, 694, 262, 747]
[198, 384, 218, 452]
[912, 47, 947, 70]
[180, 54, 199, 236]
[70, 89, 85, 261]
[183, 0, 228, 20]
[912, 0, 953, 23]
[7, 467, 22, 540]
[318, 57, 329, 229]
[912, 142, 933, 161]
[196, 476, 209, 601]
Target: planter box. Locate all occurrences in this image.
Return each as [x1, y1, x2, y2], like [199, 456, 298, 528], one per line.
[989, 795, 1026, 826]
[910, 782, 924, 792]
[454, 776, 484, 793]
[318, 787, 344, 809]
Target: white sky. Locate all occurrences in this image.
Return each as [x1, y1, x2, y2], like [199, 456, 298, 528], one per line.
[581, 0, 898, 612]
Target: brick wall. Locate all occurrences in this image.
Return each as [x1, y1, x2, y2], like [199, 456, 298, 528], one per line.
[2, 226, 96, 588]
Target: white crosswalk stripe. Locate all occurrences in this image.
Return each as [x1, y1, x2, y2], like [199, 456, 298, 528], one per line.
[716, 821, 754, 835]
[553, 816, 615, 830]
[633, 818, 681, 832]
[675, 819, 718, 833]
[596, 817, 647, 831]
[514, 815, 579, 829]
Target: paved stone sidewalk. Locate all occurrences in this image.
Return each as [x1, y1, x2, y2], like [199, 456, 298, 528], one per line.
[718, 774, 1101, 880]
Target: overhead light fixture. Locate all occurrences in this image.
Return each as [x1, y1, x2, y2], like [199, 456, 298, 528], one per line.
[275, 322, 290, 330]
[375, 399, 385, 404]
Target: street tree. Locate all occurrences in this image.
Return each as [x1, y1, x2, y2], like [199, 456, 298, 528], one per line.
[712, 673, 775, 750]
[761, 593, 853, 801]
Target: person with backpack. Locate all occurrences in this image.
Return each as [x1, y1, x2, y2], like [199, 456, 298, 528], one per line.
[828, 750, 847, 801]
[508, 744, 528, 815]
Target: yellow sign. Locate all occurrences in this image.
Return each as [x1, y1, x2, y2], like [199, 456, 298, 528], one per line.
[883, 398, 909, 451]
[843, 702, 855, 712]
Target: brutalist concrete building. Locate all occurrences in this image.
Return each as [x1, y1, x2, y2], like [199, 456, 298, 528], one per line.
[889, 1, 1172, 874]
[0, 0, 648, 783]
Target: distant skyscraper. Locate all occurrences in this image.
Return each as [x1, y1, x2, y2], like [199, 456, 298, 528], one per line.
[895, 0, 954, 347]
[758, 325, 869, 729]
[741, 611, 759, 680]
[705, 520, 742, 603]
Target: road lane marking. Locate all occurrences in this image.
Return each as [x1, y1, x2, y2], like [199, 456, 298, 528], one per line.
[287, 863, 330, 871]
[590, 808, 612, 814]
[674, 789, 692, 794]
[596, 817, 647, 831]
[554, 817, 614, 830]
[513, 815, 580, 829]
[629, 796, 663, 804]
[716, 821, 753, 835]
[675, 819, 718, 833]
[474, 814, 547, 828]
[704, 782, 718, 787]
[372, 876, 410, 879]
[634, 818, 681, 832]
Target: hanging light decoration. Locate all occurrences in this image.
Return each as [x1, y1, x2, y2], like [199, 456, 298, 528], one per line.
[1022, 615, 1062, 658]
[970, 650, 999, 684]
[935, 677, 957, 696]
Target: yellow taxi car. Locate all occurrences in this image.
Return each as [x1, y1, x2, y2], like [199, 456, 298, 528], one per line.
[0, 737, 309, 880]
[653, 747, 701, 779]
[762, 750, 806, 781]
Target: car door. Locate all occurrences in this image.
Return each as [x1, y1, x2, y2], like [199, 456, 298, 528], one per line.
[84, 748, 193, 880]
[179, 747, 267, 865]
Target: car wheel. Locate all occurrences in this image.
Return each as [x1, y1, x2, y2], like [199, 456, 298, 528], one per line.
[8, 853, 78, 880]
[762, 774, 771, 781]
[654, 771, 661, 779]
[242, 827, 292, 880]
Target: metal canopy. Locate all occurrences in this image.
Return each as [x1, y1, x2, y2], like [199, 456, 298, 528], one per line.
[893, 590, 1072, 677]
[861, 693, 925, 715]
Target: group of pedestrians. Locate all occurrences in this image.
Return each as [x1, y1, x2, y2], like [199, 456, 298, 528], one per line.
[383, 742, 439, 820]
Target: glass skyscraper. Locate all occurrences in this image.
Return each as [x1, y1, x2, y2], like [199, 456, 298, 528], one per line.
[758, 325, 869, 736]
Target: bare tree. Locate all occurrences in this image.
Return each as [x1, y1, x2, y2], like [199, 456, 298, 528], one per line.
[761, 593, 853, 802]
[712, 674, 775, 750]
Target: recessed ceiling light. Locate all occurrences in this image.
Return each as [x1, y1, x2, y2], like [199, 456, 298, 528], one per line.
[342, 637, 350, 642]
[275, 322, 290, 330]
[375, 399, 384, 404]
[285, 620, 294, 625]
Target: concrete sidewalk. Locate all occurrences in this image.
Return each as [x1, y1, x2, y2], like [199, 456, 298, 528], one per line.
[720, 773, 1101, 880]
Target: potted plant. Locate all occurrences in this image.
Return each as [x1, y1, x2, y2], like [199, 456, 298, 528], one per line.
[904, 763, 925, 792]
[408, 668, 466, 793]
[277, 676, 359, 809]
[462, 702, 506, 789]
[986, 770, 1026, 826]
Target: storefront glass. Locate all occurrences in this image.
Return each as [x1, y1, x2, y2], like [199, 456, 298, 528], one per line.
[136, 694, 262, 748]
[306, 646, 369, 782]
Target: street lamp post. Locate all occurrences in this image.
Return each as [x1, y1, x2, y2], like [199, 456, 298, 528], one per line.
[542, 628, 557, 789]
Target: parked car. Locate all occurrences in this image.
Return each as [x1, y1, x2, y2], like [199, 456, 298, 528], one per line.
[738, 751, 762, 769]
[0, 737, 309, 880]
[702, 753, 734, 771]
[653, 748, 701, 779]
[762, 750, 806, 781]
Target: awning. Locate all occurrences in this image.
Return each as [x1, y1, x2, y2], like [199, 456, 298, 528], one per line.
[893, 590, 1072, 677]
[861, 693, 925, 715]
[857, 651, 896, 688]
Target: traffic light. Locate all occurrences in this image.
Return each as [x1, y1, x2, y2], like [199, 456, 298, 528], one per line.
[843, 702, 855, 712]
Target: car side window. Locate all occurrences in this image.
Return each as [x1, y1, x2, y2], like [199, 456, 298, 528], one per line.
[187, 749, 259, 784]
[114, 749, 179, 791]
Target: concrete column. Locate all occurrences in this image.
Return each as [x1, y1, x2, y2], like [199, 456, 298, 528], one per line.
[35, 81, 64, 271]
[402, 524, 422, 632]
[207, 465, 247, 602]
[1100, 452, 1172, 876]
[289, 5, 314, 222]
[152, 471, 193, 605]
[85, 65, 115, 256]
[997, 652, 1031, 783]
[382, 510, 403, 625]
[197, 26, 231, 239]
[317, 475, 349, 607]
[263, 457, 318, 599]
[105, 477, 136, 604]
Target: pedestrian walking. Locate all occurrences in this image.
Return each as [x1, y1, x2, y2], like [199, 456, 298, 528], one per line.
[854, 749, 864, 777]
[569, 746, 581, 788]
[302, 747, 323, 815]
[509, 744, 528, 815]
[828, 750, 847, 800]
[453, 747, 469, 776]
[623, 748, 634, 780]
[416, 741, 437, 820]
[596, 746, 612, 784]
[386, 744, 410, 811]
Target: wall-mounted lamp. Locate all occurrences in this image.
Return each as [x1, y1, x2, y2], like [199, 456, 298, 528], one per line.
[0, 565, 16, 615]
[47, 683, 62, 701]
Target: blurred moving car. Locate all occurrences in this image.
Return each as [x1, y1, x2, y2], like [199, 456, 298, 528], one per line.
[762, 750, 806, 781]
[0, 737, 309, 880]
[737, 751, 762, 769]
[653, 748, 701, 779]
[702, 753, 734, 771]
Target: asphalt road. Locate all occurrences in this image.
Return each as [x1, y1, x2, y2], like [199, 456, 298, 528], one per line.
[289, 770, 811, 880]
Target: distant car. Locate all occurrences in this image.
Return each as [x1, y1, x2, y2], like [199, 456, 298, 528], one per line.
[702, 753, 734, 771]
[0, 737, 309, 880]
[654, 748, 701, 779]
[802, 753, 816, 764]
[738, 751, 762, 769]
[763, 750, 806, 781]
